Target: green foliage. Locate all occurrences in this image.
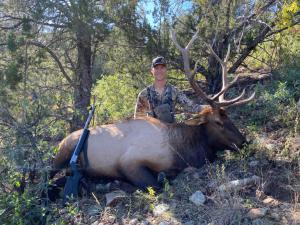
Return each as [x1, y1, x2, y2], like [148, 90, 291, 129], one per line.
[5, 62, 22, 89]
[22, 17, 32, 37]
[277, 0, 300, 28]
[7, 32, 17, 52]
[92, 72, 139, 123]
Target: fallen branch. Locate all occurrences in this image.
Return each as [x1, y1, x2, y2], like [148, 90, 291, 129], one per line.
[217, 175, 261, 193]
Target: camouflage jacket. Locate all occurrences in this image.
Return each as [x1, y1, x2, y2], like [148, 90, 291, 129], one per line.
[134, 83, 204, 121]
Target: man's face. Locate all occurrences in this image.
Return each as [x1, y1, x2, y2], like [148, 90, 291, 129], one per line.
[151, 64, 167, 81]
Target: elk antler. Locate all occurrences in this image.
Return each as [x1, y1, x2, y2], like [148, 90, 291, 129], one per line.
[206, 44, 255, 107]
[170, 29, 255, 108]
[170, 29, 216, 107]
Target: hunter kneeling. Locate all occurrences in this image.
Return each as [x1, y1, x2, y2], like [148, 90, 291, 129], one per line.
[134, 56, 205, 123]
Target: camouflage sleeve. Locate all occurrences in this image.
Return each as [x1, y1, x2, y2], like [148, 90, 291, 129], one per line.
[176, 89, 205, 113]
[134, 89, 150, 118]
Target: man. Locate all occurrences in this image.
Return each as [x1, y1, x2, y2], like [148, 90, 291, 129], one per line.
[134, 56, 205, 123]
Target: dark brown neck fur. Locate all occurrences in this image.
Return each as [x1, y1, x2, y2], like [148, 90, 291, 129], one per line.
[167, 123, 217, 172]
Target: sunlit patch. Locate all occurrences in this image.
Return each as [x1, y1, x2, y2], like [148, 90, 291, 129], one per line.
[106, 125, 124, 137]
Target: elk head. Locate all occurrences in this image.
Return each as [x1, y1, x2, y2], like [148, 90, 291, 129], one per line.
[170, 29, 255, 151]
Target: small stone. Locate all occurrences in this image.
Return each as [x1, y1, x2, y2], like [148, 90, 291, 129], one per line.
[262, 197, 279, 207]
[153, 204, 169, 216]
[247, 208, 268, 219]
[107, 215, 116, 223]
[189, 190, 206, 206]
[129, 218, 138, 225]
[105, 190, 126, 206]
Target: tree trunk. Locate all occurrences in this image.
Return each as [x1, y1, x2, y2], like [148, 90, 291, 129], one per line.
[70, 24, 92, 131]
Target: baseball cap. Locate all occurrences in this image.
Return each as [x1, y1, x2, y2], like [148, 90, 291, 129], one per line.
[151, 56, 167, 68]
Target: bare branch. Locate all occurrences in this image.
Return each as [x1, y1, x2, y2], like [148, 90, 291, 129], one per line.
[186, 30, 199, 51]
[26, 40, 74, 86]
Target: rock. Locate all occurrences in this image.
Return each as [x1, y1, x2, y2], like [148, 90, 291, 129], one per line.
[262, 197, 279, 207]
[129, 218, 138, 225]
[91, 221, 99, 225]
[189, 190, 206, 206]
[107, 215, 116, 223]
[105, 190, 126, 206]
[247, 208, 268, 219]
[249, 160, 259, 167]
[153, 204, 170, 216]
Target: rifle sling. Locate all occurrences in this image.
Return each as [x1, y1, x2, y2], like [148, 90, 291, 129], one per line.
[79, 130, 90, 170]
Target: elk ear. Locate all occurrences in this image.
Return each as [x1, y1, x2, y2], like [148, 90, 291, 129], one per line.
[184, 115, 206, 126]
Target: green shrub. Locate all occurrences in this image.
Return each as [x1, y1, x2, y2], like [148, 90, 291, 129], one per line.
[92, 72, 139, 123]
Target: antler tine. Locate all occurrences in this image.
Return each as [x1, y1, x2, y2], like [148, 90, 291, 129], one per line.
[224, 44, 231, 63]
[211, 74, 240, 101]
[170, 29, 216, 107]
[189, 72, 216, 106]
[207, 44, 229, 102]
[225, 91, 256, 108]
[214, 88, 246, 107]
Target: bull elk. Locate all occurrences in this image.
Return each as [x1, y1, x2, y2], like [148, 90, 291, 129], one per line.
[50, 30, 255, 195]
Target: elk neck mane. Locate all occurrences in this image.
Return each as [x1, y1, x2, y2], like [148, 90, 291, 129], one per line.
[166, 121, 216, 169]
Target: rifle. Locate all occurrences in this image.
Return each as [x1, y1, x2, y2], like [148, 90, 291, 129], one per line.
[63, 105, 96, 203]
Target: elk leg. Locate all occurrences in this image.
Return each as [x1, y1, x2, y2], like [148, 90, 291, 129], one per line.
[157, 171, 167, 185]
[119, 164, 161, 191]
